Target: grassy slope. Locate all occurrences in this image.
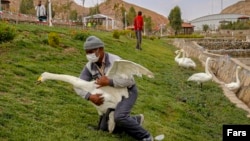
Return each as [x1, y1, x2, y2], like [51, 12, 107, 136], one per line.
[0, 23, 249, 141]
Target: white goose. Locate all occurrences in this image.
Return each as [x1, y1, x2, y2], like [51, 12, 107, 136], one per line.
[225, 66, 242, 91]
[37, 59, 154, 133]
[178, 49, 196, 69]
[187, 57, 212, 89]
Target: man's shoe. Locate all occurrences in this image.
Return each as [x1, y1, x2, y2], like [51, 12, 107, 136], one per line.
[142, 135, 154, 141]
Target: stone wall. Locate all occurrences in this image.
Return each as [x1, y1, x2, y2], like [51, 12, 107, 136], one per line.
[173, 39, 250, 108]
[190, 39, 250, 58]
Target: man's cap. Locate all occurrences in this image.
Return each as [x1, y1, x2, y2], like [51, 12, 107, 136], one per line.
[83, 36, 104, 50]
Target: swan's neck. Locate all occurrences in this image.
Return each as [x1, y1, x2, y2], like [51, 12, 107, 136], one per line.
[181, 51, 186, 58]
[43, 72, 95, 92]
[205, 59, 211, 76]
[175, 51, 181, 60]
[236, 68, 240, 83]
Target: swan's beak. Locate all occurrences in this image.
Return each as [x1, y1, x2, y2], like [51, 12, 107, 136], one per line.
[36, 76, 43, 85]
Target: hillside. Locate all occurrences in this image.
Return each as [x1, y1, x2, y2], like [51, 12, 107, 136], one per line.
[221, 0, 250, 15]
[8, 0, 168, 28]
[1, 23, 250, 140]
[97, 0, 169, 27]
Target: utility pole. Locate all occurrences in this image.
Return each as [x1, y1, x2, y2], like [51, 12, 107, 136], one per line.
[211, 0, 214, 14]
[221, 0, 223, 11]
[160, 24, 163, 37]
[144, 22, 146, 36]
[16, 0, 19, 24]
[124, 12, 127, 29]
[82, 0, 85, 28]
[0, 0, 2, 19]
[48, 0, 52, 26]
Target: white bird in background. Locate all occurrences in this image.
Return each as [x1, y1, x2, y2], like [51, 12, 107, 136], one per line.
[225, 66, 242, 91]
[187, 57, 212, 89]
[37, 60, 154, 133]
[178, 49, 196, 69]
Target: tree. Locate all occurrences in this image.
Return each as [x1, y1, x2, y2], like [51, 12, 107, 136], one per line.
[69, 10, 78, 21]
[202, 24, 209, 32]
[144, 15, 153, 33]
[19, 0, 34, 15]
[63, 0, 73, 21]
[88, 4, 100, 16]
[127, 7, 136, 26]
[112, 3, 125, 28]
[168, 6, 182, 35]
[120, 7, 126, 29]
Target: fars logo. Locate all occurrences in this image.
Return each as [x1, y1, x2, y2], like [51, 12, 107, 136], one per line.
[223, 125, 250, 141]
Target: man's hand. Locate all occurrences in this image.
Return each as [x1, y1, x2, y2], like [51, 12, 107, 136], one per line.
[89, 94, 104, 106]
[95, 76, 110, 88]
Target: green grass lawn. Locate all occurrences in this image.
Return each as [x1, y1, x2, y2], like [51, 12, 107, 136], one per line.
[0, 23, 249, 141]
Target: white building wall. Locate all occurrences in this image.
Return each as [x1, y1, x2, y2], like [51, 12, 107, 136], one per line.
[190, 14, 250, 31]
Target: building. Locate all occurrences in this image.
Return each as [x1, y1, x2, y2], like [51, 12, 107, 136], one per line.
[190, 13, 250, 31]
[0, 0, 10, 11]
[181, 22, 194, 34]
[83, 14, 115, 30]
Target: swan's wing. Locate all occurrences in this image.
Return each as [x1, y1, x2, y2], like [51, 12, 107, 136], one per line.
[106, 60, 154, 79]
[187, 73, 207, 81]
[225, 82, 239, 90]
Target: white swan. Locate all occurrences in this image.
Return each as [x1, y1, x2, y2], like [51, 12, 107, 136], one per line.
[174, 50, 182, 64]
[225, 66, 242, 91]
[178, 49, 196, 69]
[37, 59, 154, 133]
[187, 57, 212, 89]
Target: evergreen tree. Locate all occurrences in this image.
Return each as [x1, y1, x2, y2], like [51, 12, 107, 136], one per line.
[120, 7, 126, 29]
[127, 7, 136, 26]
[168, 6, 182, 35]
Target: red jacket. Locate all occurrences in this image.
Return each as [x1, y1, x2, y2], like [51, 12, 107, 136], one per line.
[134, 15, 144, 30]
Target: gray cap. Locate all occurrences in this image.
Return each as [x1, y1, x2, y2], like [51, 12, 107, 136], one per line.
[84, 36, 104, 50]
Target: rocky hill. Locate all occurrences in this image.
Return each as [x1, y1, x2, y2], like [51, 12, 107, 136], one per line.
[8, 0, 168, 28]
[6, 0, 250, 27]
[221, 0, 250, 15]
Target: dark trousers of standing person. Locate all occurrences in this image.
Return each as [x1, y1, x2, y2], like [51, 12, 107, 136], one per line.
[135, 30, 142, 50]
[98, 85, 151, 140]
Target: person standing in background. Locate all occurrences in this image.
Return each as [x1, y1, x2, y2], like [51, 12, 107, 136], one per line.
[134, 11, 144, 50]
[35, 1, 47, 22]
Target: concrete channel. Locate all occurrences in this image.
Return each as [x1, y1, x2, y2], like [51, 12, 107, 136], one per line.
[172, 38, 250, 117]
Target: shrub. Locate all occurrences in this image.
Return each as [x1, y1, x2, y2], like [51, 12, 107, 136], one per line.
[72, 30, 90, 41]
[48, 32, 60, 47]
[149, 36, 156, 40]
[0, 22, 16, 43]
[112, 30, 120, 39]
